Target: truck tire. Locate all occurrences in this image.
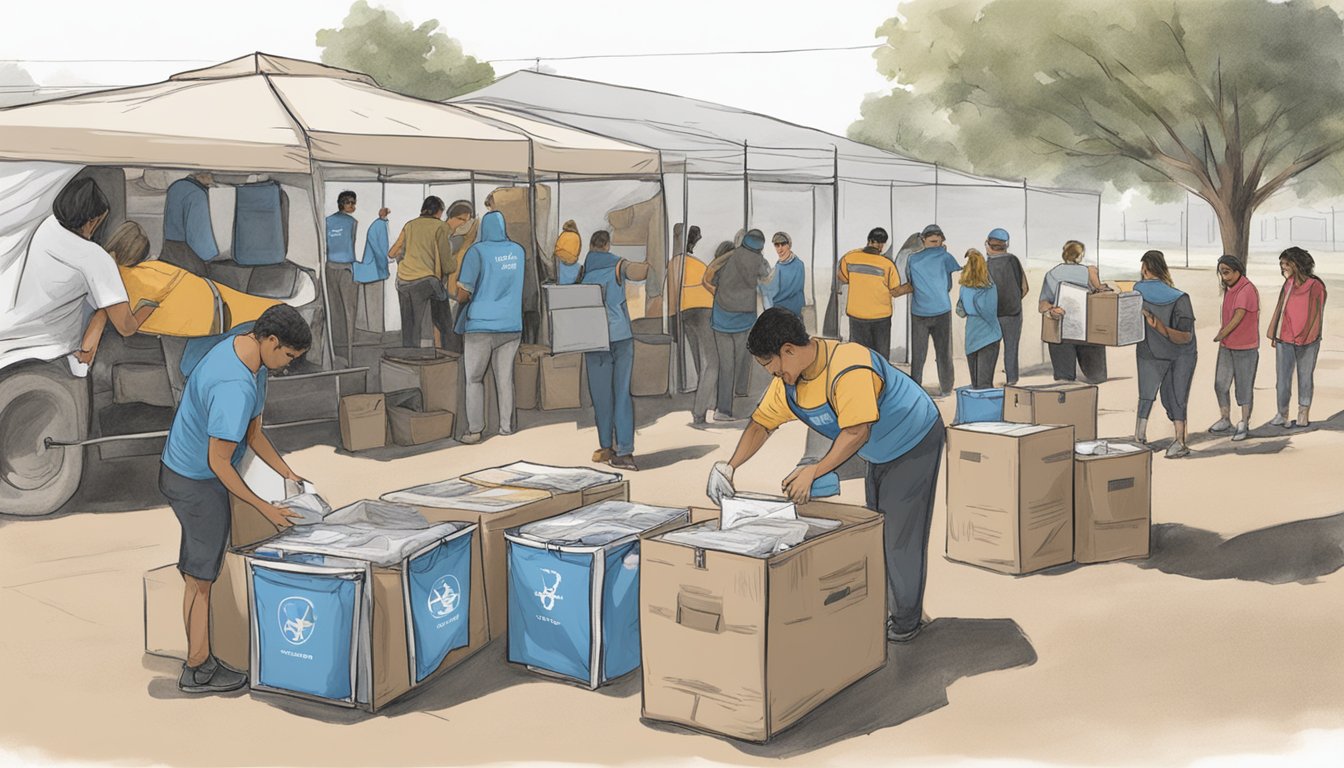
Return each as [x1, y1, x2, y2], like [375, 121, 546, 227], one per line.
[0, 362, 87, 516]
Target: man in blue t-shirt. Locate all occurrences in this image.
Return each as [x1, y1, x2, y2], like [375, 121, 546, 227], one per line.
[906, 223, 963, 396]
[455, 210, 525, 443]
[325, 190, 383, 365]
[158, 305, 311, 694]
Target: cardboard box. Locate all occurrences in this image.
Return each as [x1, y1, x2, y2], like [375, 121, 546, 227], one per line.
[1086, 291, 1144, 346]
[242, 522, 486, 711]
[640, 501, 886, 742]
[632, 335, 672, 397]
[382, 472, 629, 640]
[540, 352, 584, 410]
[946, 422, 1075, 575]
[388, 405, 455, 446]
[144, 564, 185, 661]
[544, 284, 611, 354]
[380, 347, 458, 414]
[515, 344, 548, 410]
[1003, 382, 1098, 442]
[212, 550, 250, 670]
[339, 393, 387, 451]
[1074, 441, 1152, 563]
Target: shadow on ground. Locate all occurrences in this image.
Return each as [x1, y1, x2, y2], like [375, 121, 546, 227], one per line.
[1137, 513, 1344, 585]
[643, 617, 1037, 759]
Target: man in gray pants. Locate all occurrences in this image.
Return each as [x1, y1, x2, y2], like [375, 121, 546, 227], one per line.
[455, 211, 524, 443]
[984, 228, 1029, 385]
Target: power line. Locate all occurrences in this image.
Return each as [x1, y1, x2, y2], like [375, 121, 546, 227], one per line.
[487, 44, 884, 64]
[0, 58, 214, 64]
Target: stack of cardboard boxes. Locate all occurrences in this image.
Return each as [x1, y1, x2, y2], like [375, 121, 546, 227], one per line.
[946, 383, 1152, 574]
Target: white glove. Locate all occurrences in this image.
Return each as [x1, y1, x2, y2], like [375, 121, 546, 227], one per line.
[707, 461, 736, 506]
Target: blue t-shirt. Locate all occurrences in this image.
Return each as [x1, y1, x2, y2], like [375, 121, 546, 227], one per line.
[325, 211, 357, 264]
[907, 246, 961, 317]
[767, 257, 807, 317]
[1040, 263, 1092, 304]
[458, 212, 525, 333]
[163, 178, 219, 261]
[162, 336, 268, 480]
[959, 285, 1003, 353]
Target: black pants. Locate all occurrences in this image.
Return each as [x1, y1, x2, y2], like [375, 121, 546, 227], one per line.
[999, 313, 1022, 384]
[967, 344, 1000, 389]
[910, 312, 954, 394]
[849, 317, 892, 359]
[431, 297, 460, 352]
[1048, 341, 1108, 383]
[866, 419, 945, 634]
[396, 277, 440, 348]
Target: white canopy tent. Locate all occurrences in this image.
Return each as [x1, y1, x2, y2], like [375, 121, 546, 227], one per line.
[454, 71, 1101, 372]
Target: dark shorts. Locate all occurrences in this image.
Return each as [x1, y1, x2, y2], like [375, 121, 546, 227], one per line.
[159, 463, 231, 582]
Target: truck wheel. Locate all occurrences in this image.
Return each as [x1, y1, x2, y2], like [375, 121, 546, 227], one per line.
[0, 364, 86, 516]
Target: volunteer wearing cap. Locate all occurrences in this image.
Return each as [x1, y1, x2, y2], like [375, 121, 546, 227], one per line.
[707, 308, 943, 642]
[764, 232, 807, 319]
[161, 172, 219, 276]
[906, 224, 962, 396]
[838, 227, 909, 357]
[704, 228, 773, 420]
[984, 228, 1029, 385]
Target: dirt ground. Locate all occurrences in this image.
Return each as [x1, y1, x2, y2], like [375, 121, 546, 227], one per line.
[2, 249, 1342, 768]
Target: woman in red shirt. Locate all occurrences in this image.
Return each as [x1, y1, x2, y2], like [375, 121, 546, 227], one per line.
[1210, 255, 1259, 441]
[1267, 247, 1327, 427]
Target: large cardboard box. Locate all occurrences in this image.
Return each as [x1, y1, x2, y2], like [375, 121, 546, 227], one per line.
[514, 344, 548, 410]
[382, 468, 629, 640]
[632, 335, 672, 397]
[540, 352, 584, 410]
[1074, 441, 1152, 563]
[1003, 382, 1098, 442]
[1086, 291, 1145, 346]
[946, 422, 1075, 575]
[339, 393, 387, 451]
[144, 564, 186, 661]
[380, 347, 458, 414]
[388, 405, 455, 446]
[640, 501, 887, 743]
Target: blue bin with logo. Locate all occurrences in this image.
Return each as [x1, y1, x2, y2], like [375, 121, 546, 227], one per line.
[245, 500, 476, 709]
[955, 386, 1005, 425]
[505, 500, 689, 688]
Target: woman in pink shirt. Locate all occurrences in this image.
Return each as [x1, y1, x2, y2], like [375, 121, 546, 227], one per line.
[1210, 255, 1259, 441]
[1267, 247, 1327, 427]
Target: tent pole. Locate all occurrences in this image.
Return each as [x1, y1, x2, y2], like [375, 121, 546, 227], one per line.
[934, 162, 940, 223]
[678, 164, 690, 393]
[527, 140, 541, 345]
[310, 164, 338, 368]
[742, 141, 750, 230]
[1022, 178, 1030, 265]
[827, 145, 840, 338]
[810, 185, 819, 335]
[654, 155, 671, 337]
[469, 171, 476, 210]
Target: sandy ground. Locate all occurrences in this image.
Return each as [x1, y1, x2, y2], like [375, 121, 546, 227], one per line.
[2, 250, 1342, 768]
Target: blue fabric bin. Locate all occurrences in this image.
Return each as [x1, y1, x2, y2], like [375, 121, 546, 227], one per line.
[955, 386, 1005, 424]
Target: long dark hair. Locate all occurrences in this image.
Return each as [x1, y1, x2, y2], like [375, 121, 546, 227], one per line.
[1216, 254, 1244, 294]
[1141, 250, 1173, 286]
[1281, 246, 1326, 299]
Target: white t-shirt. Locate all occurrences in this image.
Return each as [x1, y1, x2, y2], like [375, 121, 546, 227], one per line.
[0, 215, 128, 371]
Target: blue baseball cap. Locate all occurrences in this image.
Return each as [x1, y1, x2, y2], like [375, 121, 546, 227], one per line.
[987, 228, 1010, 242]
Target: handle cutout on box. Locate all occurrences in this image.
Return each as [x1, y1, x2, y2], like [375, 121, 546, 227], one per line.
[819, 557, 868, 607]
[1108, 477, 1136, 492]
[1043, 451, 1072, 464]
[676, 593, 723, 633]
[959, 451, 982, 463]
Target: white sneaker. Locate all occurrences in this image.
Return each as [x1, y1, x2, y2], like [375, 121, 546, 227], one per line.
[1231, 422, 1249, 442]
[1209, 418, 1233, 433]
[1164, 442, 1191, 459]
[1270, 413, 1288, 427]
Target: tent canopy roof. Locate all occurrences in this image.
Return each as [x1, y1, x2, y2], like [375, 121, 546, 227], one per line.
[169, 53, 378, 86]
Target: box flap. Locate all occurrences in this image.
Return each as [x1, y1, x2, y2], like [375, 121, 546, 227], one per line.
[544, 283, 603, 310]
[953, 421, 1064, 437]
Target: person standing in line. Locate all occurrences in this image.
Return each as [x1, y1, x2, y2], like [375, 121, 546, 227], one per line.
[764, 231, 807, 319]
[1039, 240, 1110, 383]
[667, 225, 718, 425]
[706, 308, 944, 643]
[984, 228, 1029, 385]
[1133, 250, 1197, 458]
[554, 219, 583, 285]
[455, 210, 525, 443]
[161, 172, 219, 276]
[324, 190, 363, 364]
[704, 228, 772, 420]
[579, 230, 650, 471]
[906, 224, 962, 396]
[158, 305, 311, 693]
[388, 196, 454, 348]
[956, 249, 1002, 389]
[434, 200, 475, 353]
[1267, 246, 1327, 428]
[1209, 255, 1259, 442]
[838, 227, 908, 358]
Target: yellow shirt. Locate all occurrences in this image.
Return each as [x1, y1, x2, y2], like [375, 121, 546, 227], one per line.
[120, 261, 279, 337]
[752, 338, 884, 431]
[668, 254, 713, 311]
[838, 249, 901, 320]
[396, 215, 454, 284]
[555, 231, 582, 265]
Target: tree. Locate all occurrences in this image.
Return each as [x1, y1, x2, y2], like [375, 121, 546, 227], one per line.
[316, 1, 495, 101]
[850, 0, 1344, 262]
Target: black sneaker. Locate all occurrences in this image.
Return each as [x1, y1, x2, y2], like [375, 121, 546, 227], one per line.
[178, 655, 247, 694]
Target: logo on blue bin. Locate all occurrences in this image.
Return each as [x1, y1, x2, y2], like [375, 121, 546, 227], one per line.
[426, 575, 462, 619]
[278, 596, 316, 646]
[535, 568, 564, 611]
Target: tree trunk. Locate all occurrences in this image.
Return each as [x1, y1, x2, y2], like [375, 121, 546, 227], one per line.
[1211, 195, 1253, 265]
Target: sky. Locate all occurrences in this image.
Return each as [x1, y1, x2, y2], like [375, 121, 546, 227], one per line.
[0, 0, 899, 136]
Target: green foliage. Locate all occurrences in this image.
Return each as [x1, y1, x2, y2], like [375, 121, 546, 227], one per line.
[316, 1, 495, 101]
[851, 0, 1344, 256]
